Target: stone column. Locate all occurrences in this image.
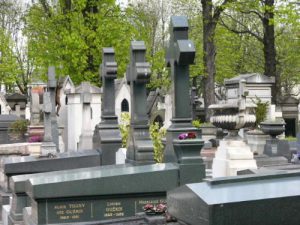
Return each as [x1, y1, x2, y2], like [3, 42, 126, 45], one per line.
[15, 104, 21, 118]
[164, 16, 202, 163]
[93, 48, 122, 165]
[41, 92, 56, 155]
[79, 82, 93, 150]
[125, 41, 154, 165]
[47, 66, 59, 150]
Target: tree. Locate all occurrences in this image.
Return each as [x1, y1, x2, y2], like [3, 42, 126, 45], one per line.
[219, 0, 282, 103]
[25, 0, 136, 85]
[0, 0, 33, 95]
[201, 0, 234, 121]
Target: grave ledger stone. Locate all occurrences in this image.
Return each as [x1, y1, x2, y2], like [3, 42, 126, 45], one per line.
[125, 41, 154, 165]
[164, 16, 201, 163]
[168, 171, 300, 225]
[0, 150, 101, 225]
[93, 48, 122, 165]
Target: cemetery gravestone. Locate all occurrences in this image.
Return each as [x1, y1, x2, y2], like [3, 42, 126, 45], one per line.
[78, 82, 93, 150]
[93, 48, 122, 165]
[125, 41, 154, 165]
[40, 92, 57, 155]
[164, 16, 201, 163]
[168, 171, 300, 225]
[47, 66, 59, 149]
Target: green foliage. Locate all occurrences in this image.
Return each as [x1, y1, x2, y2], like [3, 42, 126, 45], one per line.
[24, 1, 135, 85]
[285, 136, 297, 142]
[253, 97, 269, 128]
[150, 122, 166, 163]
[119, 112, 131, 148]
[192, 119, 201, 129]
[9, 120, 29, 135]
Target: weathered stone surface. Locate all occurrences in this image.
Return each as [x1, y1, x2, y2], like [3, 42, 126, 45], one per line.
[168, 171, 300, 225]
[0, 150, 101, 192]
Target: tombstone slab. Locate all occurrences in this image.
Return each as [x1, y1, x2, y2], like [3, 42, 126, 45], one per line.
[93, 48, 122, 165]
[168, 171, 300, 225]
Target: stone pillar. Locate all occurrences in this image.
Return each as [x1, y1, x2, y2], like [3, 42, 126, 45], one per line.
[30, 93, 40, 125]
[93, 48, 122, 165]
[47, 66, 59, 149]
[125, 41, 154, 165]
[79, 82, 93, 150]
[41, 92, 56, 155]
[15, 104, 21, 118]
[164, 16, 202, 163]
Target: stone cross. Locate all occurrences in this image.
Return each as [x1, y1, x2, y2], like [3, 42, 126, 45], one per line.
[101, 48, 118, 121]
[126, 41, 151, 125]
[47, 66, 59, 149]
[164, 16, 199, 163]
[43, 92, 52, 142]
[126, 41, 154, 164]
[166, 16, 195, 120]
[92, 48, 122, 165]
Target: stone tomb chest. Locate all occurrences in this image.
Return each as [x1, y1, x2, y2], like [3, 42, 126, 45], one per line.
[168, 171, 300, 225]
[225, 73, 274, 105]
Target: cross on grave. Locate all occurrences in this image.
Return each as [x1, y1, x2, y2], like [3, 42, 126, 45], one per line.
[164, 16, 202, 163]
[101, 48, 118, 120]
[125, 41, 154, 164]
[47, 66, 59, 150]
[41, 91, 57, 155]
[92, 48, 122, 165]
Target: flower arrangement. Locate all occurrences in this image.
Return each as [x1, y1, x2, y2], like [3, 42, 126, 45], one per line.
[28, 135, 43, 143]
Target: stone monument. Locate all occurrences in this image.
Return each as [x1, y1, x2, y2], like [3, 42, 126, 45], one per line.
[93, 48, 122, 165]
[125, 41, 154, 165]
[47, 66, 59, 149]
[164, 16, 201, 163]
[40, 92, 57, 155]
[78, 82, 93, 150]
[5, 17, 206, 225]
[167, 171, 300, 225]
[210, 79, 257, 177]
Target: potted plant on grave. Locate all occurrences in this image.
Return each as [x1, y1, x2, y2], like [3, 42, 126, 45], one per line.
[246, 97, 270, 155]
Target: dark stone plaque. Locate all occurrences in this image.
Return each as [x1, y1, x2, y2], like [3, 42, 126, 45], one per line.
[36, 195, 165, 224]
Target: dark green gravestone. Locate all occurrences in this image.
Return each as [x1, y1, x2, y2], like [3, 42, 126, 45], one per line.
[23, 163, 178, 225]
[8, 164, 131, 225]
[93, 48, 122, 165]
[168, 171, 300, 225]
[164, 16, 201, 163]
[19, 135, 205, 225]
[125, 41, 154, 165]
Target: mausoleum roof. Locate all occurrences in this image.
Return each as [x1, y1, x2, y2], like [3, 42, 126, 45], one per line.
[74, 82, 102, 94]
[225, 73, 275, 85]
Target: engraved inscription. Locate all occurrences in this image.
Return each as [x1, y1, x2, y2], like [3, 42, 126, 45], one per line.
[104, 201, 124, 218]
[52, 203, 87, 220]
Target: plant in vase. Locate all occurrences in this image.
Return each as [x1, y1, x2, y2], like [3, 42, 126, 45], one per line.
[246, 97, 270, 155]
